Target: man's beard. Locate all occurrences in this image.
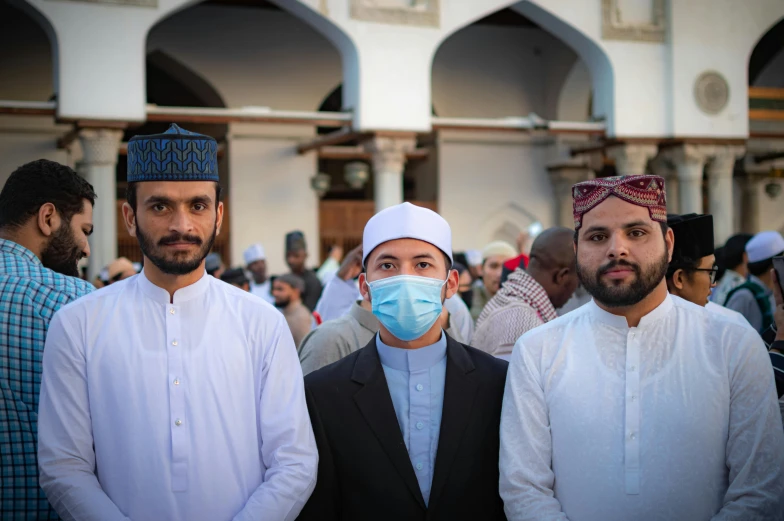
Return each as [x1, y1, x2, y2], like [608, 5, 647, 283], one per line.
[41, 223, 83, 277]
[275, 299, 290, 309]
[136, 223, 216, 276]
[577, 249, 669, 308]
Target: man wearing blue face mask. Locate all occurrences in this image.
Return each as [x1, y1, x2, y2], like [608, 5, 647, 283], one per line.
[297, 203, 508, 521]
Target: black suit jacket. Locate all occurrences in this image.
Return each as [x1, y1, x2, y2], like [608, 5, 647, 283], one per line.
[298, 334, 508, 521]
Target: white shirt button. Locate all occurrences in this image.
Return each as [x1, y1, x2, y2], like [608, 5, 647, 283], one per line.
[416, 384, 424, 392]
[172, 340, 178, 346]
[630, 394, 636, 401]
[169, 308, 175, 315]
[629, 431, 636, 440]
[173, 378, 180, 386]
[416, 421, 424, 430]
[175, 419, 183, 426]
[629, 365, 635, 372]
[415, 462, 423, 471]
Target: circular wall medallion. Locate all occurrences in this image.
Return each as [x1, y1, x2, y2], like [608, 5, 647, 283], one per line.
[694, 71, 729, 115]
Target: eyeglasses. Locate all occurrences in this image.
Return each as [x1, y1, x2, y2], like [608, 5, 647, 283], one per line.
[692, 266, 719, 284]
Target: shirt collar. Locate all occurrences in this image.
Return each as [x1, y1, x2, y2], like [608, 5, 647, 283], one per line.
[376, 330, 447, 372]
[587, 293, 674, 330]
[0, 238, 41, 266]
[350, 301, 379, 331]
[137, 268, 212, 304]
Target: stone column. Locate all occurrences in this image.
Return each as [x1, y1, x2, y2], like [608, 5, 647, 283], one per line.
[365, 135, 416, 212]
[665, 144, 709, 215]
[547, 162, 595, 228]
[606, 144, 657, 176]
[78, 128, 123, 281]
[649, 154, 679, 214]
[740, 174, 764, 234]
[706, 146, 744, 246]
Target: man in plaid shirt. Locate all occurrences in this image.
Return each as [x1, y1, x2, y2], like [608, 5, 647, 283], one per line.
[0, 160, 95, 519]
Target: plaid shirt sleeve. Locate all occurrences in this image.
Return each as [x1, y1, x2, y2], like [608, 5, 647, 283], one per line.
[1, 240, 94, 519]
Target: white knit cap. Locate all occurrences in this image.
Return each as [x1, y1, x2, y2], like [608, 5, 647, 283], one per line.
[746, 231, 784, 263]
[363, 203, 452, 265]
[481, 240, 517, 261]
[243, 243, 266, 265]
[465, 249, 483, 267]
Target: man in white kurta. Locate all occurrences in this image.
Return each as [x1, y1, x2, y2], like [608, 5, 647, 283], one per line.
[500, 174, 784, 521]
[37, 124, 317, 521]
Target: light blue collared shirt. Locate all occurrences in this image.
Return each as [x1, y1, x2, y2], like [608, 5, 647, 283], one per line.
[376, 331, 448, 506]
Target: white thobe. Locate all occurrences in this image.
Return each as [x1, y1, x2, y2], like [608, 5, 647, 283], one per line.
[500, 294, 784, 521]
[705, 301, 756, 331]
[250, 279, 274, 304]
[38, 271, 318, 521]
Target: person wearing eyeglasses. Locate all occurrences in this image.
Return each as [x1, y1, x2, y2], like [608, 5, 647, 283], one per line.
[665, 213, 753, 329]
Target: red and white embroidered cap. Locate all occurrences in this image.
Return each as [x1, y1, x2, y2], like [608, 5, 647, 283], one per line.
[572, 175, 667, 231]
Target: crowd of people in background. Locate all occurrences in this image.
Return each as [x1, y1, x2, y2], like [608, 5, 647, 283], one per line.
[1, 124, 783, 520]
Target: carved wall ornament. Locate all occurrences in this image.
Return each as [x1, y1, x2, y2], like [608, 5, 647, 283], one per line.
[602, 0, 665, 43]
[48, 0, 157, 7]
[350, 0, 439, 28]
[694, 71, 730, 115]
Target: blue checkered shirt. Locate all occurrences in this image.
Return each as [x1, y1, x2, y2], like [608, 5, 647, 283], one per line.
[0, 238, 93, 519]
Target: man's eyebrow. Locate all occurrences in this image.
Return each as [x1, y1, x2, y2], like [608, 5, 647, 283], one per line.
[144, 195, 174, 206]
[413, 253, 436, 260]
[621, 220, 652, 229]
[374, 253, 399, 262]
[84, 224, 94, 236]
[583, 225, 609, 235]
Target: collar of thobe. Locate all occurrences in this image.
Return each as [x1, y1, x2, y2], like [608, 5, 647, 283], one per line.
[376, 331, 447, 372]
[587, 293, 674, 330]
[351, 301, 380, 331]
[138, 268, 211, 304]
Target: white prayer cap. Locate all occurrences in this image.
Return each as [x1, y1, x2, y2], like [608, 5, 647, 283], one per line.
[363, 202, 452, 265]
[243, 243, 266, 265]
[465, 249, 482, 267]
[481, 240, 517, 261]
[746, 231, 784, 263]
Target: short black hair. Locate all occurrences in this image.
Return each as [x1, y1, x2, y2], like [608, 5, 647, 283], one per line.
[574, 221, 669, 243]
[723, 233, 754, 270]
[666, 254, 701, 281]
[748, 251, 784, 277]
[126, 181, 223, 211]
[0, 159, 96, 230]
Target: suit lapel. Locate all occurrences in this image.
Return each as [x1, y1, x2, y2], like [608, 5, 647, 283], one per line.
[352, 338, 427, 510]
[428, 337, 478, 511]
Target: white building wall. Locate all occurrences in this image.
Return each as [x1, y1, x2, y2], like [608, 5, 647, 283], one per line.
[0, 118, 71, 188]
[432, 25, 581, 120]
[147, 6, 343, 110]
[438, 130, 555, 251]
[228, 123, 319, 275]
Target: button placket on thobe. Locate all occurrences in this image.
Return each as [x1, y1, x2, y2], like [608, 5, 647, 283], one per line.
[624, 328, 641, 495]
[166, 303, 188, 492]
[409, 355, 431, 500]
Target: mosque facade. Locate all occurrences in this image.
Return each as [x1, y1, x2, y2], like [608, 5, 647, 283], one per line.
[1, 0, 783, 276]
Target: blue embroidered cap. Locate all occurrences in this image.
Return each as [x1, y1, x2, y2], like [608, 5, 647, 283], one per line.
[127, 123, 218, 182]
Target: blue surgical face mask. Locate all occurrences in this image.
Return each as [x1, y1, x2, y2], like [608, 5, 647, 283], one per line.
[366, 274, 447, 342]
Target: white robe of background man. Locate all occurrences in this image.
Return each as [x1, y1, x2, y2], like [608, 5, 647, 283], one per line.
[500, 294, 784, 521]
[38, 270, 318, 521]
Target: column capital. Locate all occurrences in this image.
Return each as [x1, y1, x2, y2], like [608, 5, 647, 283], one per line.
[706, 146, 746, 180]
[606, 144, 658, 176]
[364, 135, 416, 173]
[547, 162, 594, 190]
[78, 128, 123, 166]
[648, 154, 676, 179]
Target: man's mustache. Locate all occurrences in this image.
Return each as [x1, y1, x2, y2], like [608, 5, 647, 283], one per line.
[598, 259, 640, 276]
[158, 234, 202, 246]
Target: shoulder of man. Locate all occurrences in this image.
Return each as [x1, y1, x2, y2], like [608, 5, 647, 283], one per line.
[304, 342, 365, 390]
[452, 337, 509, 377]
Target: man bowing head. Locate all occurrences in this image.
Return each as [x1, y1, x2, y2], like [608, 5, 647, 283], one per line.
[298, 202, 508, 521]
[38, 124, 318, 521]
[500, 175, 784, 521]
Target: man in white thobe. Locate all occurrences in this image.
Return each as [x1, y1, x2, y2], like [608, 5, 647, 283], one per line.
[244, 242, 274, 304]
[38, 124, 318, 521]
[500, 174, 784, 521]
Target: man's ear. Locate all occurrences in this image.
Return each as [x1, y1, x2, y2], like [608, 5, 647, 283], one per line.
[671, 269, 685, 290]
[444, 269, 459, 300]
[215, 201, 224, 236]
[359, 273, 370, 301]
[554, 267, 570, 285]
[665, 227, 675, 262]
[36, 203, 59, 237]
[122, 202, 137, 238]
